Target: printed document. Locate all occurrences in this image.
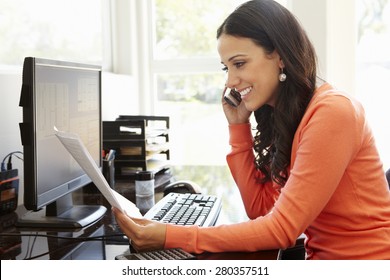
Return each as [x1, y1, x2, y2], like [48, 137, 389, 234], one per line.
[54, 127, 142, 218]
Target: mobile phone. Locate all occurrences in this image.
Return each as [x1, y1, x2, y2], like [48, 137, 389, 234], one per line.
[223, 87, 241, 107]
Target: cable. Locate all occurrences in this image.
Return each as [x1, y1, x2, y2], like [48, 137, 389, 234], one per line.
[0, 232, 128, 260]
[28, 234, 39, 260]
[25, 240, 80, 260]
[22, 233, 35, 260]
[0, 232, 125, 241]
[1, 151, 23, 171]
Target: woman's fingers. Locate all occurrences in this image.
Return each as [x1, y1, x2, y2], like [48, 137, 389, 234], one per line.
[112, 207, 167, 252]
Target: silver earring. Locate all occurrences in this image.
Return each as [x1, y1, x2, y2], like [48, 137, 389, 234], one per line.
[279, 69, 287, 82]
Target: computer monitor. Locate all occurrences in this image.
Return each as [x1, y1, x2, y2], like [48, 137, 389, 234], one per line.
[18, 57, 106, 228]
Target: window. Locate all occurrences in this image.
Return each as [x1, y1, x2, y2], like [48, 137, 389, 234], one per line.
[147, 0, 287, 166]
[0, 0, 103, 68]
[356, 0, 390, 169]
[150, 0, 244, 166]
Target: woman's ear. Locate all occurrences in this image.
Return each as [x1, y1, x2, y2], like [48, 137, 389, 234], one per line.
[279, 58, 285, 69]
[273, 50, 285, 68]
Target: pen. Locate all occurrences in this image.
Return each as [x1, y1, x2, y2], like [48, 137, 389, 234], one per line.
[105, 149, 116, 161]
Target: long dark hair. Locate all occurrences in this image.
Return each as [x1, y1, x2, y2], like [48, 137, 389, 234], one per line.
[217, 0, 317, 186]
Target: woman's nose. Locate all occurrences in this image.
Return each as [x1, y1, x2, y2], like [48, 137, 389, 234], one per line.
[225, 71, 239, 89]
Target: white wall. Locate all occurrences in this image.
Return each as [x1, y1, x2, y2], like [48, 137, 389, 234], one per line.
[101, 72, 138, 121]
[0, 71, 24, 205]
[291, 0, 356, 95]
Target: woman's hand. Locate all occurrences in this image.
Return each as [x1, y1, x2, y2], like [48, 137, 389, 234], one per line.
[112, 207, 167, 252]
[222, 87, 252, 124]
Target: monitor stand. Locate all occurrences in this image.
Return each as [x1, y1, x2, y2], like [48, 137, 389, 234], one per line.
[16, 193, 107, 229]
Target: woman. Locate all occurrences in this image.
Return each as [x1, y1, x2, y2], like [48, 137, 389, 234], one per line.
[113, 0, 390, 259]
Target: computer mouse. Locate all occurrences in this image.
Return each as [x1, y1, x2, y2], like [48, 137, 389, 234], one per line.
[163, 180, 202, 196]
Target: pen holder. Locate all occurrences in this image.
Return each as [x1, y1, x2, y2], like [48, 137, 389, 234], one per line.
[102, 159, 115, 189]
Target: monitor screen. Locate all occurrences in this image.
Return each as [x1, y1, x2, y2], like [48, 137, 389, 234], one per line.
[18, 57, 106, 228]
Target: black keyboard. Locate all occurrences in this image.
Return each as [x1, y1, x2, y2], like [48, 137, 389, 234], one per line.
[115, 248, 196, 260]
[144, 192, 222, 227]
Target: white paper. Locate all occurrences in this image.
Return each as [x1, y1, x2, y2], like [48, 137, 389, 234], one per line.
[54, 127, 142, 218]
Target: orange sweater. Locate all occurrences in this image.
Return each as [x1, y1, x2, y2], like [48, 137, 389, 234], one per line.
[165, 83, 390, 259]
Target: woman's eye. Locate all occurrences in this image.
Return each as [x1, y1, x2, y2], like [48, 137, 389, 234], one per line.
[222, 61, 245, 72]
[234, 62, 245, 68]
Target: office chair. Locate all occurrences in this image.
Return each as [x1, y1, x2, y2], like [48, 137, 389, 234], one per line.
[277, 234, 306, 260]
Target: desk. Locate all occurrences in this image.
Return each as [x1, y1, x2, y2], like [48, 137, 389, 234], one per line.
[0, 165, 281, 260]
[0, 207, 279, 260]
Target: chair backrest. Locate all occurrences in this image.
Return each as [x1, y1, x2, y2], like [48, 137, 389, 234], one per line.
[277, 234, 306, 260]
[277, 243, 306, 260]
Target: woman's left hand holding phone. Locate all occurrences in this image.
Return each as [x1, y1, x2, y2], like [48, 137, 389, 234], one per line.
[222, 87, 252, 124]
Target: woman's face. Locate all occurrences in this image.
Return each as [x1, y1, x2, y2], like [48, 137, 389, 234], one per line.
[217, 34, 283, 111]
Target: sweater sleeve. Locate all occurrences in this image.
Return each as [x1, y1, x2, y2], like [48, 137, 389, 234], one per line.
[225, 123, 280, 219]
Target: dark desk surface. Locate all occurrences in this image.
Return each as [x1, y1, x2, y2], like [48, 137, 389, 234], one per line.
[0, 165, 281, 260]
[0, 206, 279, 260]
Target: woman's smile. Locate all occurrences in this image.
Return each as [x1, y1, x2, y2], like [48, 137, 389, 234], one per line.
[238, 86, 253, 99]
